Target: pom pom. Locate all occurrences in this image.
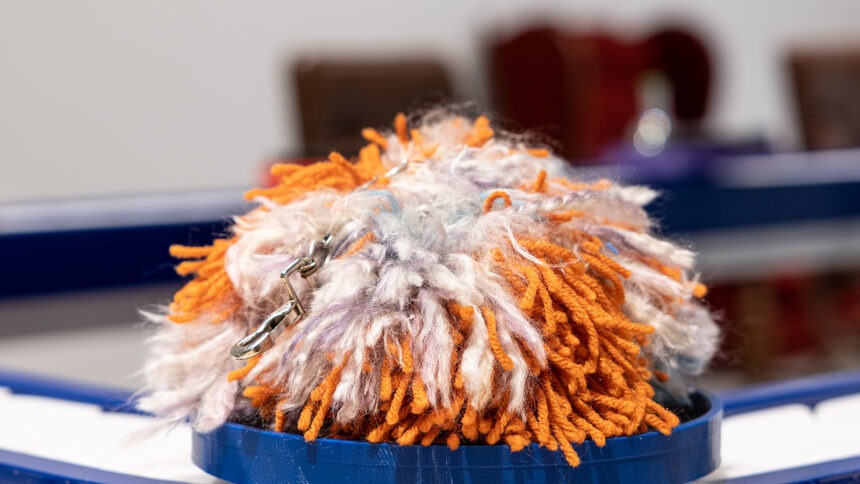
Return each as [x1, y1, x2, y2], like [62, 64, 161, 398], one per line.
[141, 110, 718, 467]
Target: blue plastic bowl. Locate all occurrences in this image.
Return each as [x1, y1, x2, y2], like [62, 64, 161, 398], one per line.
[193, 390, 721, 483]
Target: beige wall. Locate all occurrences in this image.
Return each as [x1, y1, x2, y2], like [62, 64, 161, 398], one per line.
[2, 0, 860, 202]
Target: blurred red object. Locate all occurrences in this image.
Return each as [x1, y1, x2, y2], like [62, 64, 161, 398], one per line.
[488, 25, 712, 161]
[774, 276, 820, 354]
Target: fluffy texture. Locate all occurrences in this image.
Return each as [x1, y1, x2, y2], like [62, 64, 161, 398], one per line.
[139, 111, 719, 467]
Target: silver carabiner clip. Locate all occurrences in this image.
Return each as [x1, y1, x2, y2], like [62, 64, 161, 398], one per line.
[230, 258, 306, 360]
[229, 234, 332, 360]
[358, 160, 409, 190]
[229, 298, 303, 359]
[298, 233, 332, 279]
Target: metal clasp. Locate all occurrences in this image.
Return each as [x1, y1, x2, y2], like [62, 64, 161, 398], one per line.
[229, 234, 333, 360]
[358, 160, 409, 190]
[296, 233, 333, 279]
[228, 298, 303, 360]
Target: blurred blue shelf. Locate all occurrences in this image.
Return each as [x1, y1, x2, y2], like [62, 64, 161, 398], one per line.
[4, 149, 860, 297]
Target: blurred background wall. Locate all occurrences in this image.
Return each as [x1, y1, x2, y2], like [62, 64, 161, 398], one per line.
[3, 0, 860, 202]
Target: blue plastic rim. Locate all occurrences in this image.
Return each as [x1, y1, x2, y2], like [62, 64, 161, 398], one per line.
[192, 390, 721, 484]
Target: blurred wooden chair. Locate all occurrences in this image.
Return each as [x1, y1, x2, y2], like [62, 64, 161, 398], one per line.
[790, 48, 860, 150]
[293, 58, 453, 157]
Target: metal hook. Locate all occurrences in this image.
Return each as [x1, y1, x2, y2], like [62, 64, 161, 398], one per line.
[229, 298, 303, 360]
[358, 161, 410, 190]
[280, 258, 303, 301]
[298, 233, 332, 279]
[229, 234, 333, 360]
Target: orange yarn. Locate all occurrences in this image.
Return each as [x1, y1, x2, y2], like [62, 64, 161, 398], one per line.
[527, 148, 550, 157]
[483, 191, 512, 212]
[361, 128, 389, 150]
[394, 113, 409, 145]
[531, 169, 548, 193]
[464, 115, 494, 147]
[168, 239, 240, 323]
[341, 232, 377, 259]
[481, 306, 515, 371]
[226, 355, 260, 382]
